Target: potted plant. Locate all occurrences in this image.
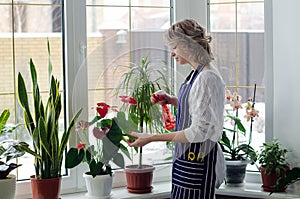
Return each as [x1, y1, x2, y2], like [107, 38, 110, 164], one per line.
[65, 101, 133, 198]
[0, 109, 26, 199]
[257, 139, 289, 192]
[114, 56, 170, 193]
[219, 85, 259, 184]
[16, 41, 82, 199]
[275, 166, 300, 192]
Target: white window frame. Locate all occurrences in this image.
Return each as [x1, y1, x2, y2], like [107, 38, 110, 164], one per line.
[15, 0, 273, 197]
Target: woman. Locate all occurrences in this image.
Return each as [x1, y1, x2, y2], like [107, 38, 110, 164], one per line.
[128, 19, 225, 199]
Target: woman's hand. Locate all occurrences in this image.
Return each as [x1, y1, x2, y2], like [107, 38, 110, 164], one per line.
[127, 132, 154, 147]
[151, 90, 178, 107]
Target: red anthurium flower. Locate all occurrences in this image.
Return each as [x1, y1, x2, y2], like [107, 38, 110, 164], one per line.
[93, 127, 109, 140]
[96, 102, 110, 118]
[119, 96, 137, 105]
[76, 143, 86, 149]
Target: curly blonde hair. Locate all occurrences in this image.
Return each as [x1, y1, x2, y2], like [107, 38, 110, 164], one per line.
[164, 19, 214, 65]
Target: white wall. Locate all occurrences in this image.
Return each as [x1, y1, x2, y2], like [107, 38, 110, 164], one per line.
[268, 0, 300, 165]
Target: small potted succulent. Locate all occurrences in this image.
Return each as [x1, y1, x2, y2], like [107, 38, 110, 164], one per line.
[257, 139, 289, 192]
[0, 109, 25, 199]
[65, 101, 134, 198]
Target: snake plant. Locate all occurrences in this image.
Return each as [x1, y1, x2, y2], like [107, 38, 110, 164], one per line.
[16, 41, 82, 179]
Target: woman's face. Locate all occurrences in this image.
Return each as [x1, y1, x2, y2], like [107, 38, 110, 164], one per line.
[170, 44, 189, 65]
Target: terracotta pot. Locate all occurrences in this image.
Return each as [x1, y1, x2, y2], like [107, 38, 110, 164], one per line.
[30, 175, 62, 199]
[225, 160, 248, 184]
[125, 164, 155, 193]
[0, 174, 16, 199]
[83, 172, 113, 198]
[260, 166, 288, 192]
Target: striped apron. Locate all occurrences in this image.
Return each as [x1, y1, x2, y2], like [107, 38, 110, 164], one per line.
[171, 65, 218, 199]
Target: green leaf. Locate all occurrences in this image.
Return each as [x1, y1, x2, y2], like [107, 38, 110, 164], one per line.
[98, 118, 112, 129]
[17, 73, 29, 111]
[38, 117, 51, 157]
[85, 148, 92, 163]
[115, 111, 138, 133]
[47, 39, 53, 81]
[0, 109, 10, 131]
[119, 143, 131, 160]
[58, 108, 82, 164]
[65, 148, 84, 168]
[112, 153, 125, 169]
[13, 142, 40, 158]
[30, 58, 37, 86]
[89, 160, 103, 178]
[220, 131, 231, 149]
[106, 119, 123, 146]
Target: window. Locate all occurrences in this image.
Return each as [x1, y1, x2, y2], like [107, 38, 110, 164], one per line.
[0, 0, 64, 181]
[85, 0, 174, 167]
[1, 0, 174, 196]
[208, 0, 265, 170]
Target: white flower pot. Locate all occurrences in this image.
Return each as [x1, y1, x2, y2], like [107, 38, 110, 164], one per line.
[83, 172, 113, 199]
[0, 174, 16, 199]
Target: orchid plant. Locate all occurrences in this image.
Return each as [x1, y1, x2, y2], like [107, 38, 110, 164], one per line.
[65, 98, 137, 177]
[219, 85, 259, 163]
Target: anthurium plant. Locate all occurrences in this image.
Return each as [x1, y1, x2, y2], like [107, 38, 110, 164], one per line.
[0, 109, 25, 179]
[16, 41, 82, 179]
[219, 85, 259, 164]
[66, 101, 136, 177]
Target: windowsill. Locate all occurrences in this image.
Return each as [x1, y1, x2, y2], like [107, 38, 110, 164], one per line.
[61, 181, 300, 199]
[61, 181, 170, 199]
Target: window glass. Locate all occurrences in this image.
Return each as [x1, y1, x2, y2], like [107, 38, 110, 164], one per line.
[86, 2, 173, 167]
[86, 0, 129, 6]
[0, 1, 63, 180]
[13, 0, 62, 4]
[208, 0, 265, 171]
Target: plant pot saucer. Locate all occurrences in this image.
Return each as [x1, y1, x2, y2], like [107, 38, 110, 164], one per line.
[85, 193, 113, 199]
[261, 185, 286, 192]
[127, 186, 153, 193]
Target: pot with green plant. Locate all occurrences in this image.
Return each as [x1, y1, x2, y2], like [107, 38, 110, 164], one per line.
[0, 109, 26, 199]
[16, 41, 82, 199]
[257, 139, 289, 192]
[65, 101, 134, 198]
[114, 56, 170, 193]
[219, 85, 258, 184]
[275, 166, 300, 192]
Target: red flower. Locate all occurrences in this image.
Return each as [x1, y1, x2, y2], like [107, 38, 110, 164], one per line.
[76, 143, 86, 149]
[119, 96, 137, 105]
[96, 102, 110, 118]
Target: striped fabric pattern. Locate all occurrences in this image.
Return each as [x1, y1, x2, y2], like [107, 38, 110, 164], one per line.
[171, 64, 218, 199]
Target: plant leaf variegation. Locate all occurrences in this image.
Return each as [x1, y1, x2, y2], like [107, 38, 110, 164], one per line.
[16, 40, 82, 179]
